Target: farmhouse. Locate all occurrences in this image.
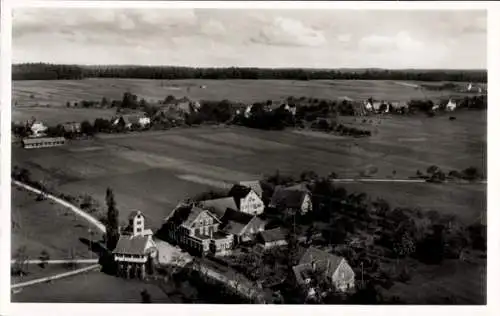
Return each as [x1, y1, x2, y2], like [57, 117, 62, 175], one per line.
[113, 113, 151, 129]
[229, 184, 265, 215]
[292, 247, 355, 294]
[113, 211, 158, 279]
[22, 136, 65, 149]
[62, 122, 82, 134]
[219, 209, 267, 244]
[257, 227, 288, 249]
[269, 184, 313, 215]
[162, 203, 233, 256]
[198, 197, 239, 219]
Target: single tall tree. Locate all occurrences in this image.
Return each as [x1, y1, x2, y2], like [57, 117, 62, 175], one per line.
[106, 188, 120, 251]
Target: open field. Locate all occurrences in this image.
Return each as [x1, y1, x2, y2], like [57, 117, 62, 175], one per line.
[12, 271, 173, 303]
[12, 106, 116, 126]
[11, 185, 103, 260]
[12, 110, 486, 229]
[13, 78, 478, 108]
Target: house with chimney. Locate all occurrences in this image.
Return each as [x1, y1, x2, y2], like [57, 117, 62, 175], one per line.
[113, 211, 158, 279]
[292, 247, 356, 296]
[162, 203, 233, 256]
[229, 184, 265, 216]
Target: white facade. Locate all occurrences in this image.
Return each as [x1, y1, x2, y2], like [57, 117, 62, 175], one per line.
[244, 105, 252, 118]
[446, 99, 457, 111]
[30, 122, 48, 137]
[300, 194, 313, 214]
[238, 190, 265, 215]
[138, 117, 151, 127]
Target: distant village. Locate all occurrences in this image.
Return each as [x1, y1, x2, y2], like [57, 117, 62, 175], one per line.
[12, 80, 485, 150]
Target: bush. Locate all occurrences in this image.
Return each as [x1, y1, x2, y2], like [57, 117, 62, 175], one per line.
[39, 250, 50, 268]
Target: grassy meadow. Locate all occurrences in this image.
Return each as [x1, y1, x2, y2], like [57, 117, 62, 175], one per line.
[12, 108, 486, 230]
[11, 185, 103, 260]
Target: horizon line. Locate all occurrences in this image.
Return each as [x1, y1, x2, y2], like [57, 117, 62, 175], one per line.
[12, 62, 487, 72]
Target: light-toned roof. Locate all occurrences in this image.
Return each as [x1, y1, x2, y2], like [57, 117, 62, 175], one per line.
[22, 137, 65, 145]
[113, 235, 149, 255]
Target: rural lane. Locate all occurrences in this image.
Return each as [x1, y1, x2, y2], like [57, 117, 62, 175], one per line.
[12, 180, 106, 233]
[11, 264, 101, 290]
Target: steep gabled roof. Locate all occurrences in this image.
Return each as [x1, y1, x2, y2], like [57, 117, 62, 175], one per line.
[229, 184, 253, 207]
[198, 197, 238, 219]
[113, 235, 149, 255]
[166, 204, 220, 229]
[293, 247, 349, 285]
[239, 180, 263, 197]
[270, 185, 309, 210]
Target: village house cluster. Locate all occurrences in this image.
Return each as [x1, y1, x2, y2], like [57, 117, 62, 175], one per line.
[159, 180, 356, 295]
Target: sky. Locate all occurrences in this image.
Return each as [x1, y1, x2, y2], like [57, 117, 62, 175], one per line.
[12, 8, 487, 69]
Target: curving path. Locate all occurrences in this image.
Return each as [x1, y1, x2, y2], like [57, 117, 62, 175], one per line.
[11, 180, 260, 299]
[12, 180, 106, 233]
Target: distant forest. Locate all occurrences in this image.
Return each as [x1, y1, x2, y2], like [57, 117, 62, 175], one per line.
[12, 63, 487, 82]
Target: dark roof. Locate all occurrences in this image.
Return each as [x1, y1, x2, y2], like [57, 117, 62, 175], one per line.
[229, 185, 253, 207]
[113, 235, 149, 255]
[259, 227, 287, 243]
[166, 204, 220, 229]
[220, 209, 254, 235]
[229, 184, 252, 199]
[270, 186, 309, 209]
[293, 247, 350, 285]
[239, 180, 263, 197]
[198, 197, 238, 219]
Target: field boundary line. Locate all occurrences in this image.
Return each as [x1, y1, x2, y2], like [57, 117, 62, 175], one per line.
[11, 264, 100, 290]
[12, 180, 106, 233]
[10, 259, 99, 265]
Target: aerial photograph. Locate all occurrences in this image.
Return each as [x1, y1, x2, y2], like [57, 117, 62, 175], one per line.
[9, 6, 486, 304]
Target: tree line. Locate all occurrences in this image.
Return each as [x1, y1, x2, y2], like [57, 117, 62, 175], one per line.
[13, 63, 487, 82]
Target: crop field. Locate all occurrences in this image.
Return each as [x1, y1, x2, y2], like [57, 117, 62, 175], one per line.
[11, 185, 103, 260]
[12, 78, 477, 108]
[12, 109, 486, 229]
